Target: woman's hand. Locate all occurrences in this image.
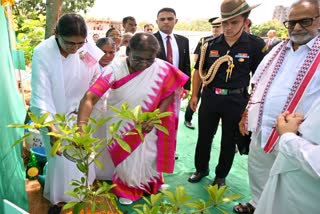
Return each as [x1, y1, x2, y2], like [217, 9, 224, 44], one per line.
[142, 120, 154, 133]
[276, 111, 304, 136]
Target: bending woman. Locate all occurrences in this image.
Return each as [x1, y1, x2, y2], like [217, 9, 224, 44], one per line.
[30, 13, 103, 208]
[77, 32, 188, 205]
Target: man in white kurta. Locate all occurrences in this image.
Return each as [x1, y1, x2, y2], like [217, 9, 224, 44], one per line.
[255, 97, 320, 214]
[234, 1, 320, 212]
[30, 36, 103, 205]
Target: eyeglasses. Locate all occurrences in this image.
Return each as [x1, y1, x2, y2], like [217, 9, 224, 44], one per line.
[60, 36, 87, 47]
[283, 15, 320, 29]
[159, 17, 175, 22]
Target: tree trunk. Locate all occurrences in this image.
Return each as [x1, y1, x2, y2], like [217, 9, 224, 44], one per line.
[45, 0, 63, 39]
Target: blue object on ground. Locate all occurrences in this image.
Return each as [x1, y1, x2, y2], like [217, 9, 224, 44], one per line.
[30, 147, 47, 164]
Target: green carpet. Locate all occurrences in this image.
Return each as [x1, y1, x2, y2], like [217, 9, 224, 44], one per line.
[118, 108, 251, 213]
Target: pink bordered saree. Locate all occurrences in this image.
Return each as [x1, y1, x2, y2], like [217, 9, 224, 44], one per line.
[89, 57, 188, 201]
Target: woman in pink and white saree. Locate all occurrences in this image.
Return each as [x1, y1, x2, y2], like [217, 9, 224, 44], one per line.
[77, 33, 189, 204]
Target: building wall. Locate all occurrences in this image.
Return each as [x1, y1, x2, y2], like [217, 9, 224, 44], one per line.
[273, 5, 289, 24]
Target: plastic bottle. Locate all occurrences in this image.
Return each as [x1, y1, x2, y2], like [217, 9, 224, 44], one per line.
[26, 152, 39, 180]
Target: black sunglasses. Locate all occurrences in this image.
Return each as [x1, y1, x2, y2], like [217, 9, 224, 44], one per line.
[283, 15, 320, 29]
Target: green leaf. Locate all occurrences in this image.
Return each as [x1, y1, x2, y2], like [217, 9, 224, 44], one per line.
[162, 190, 175, 203]
[115, 137, 131, 153]
[62, 202, 78, 210]
[73, 202, 86, 214]
[50, 140, 62, 157]
[28, 112, 39, 124]
[216, 185, 228, 204]
[150, 193, 163, 206]
[157, 112, 172, 118]
[186, 200, 206, 209]
[38, 112, 51, 124]
[65, 191, 79, 199]
[221, 193, 242, 203]
[109, 105, 121, 113]
[132, 105, 142, 118]
[93, 158, 103, 170]
[113, 120, 122, 132]
[7, 123, 32, 129]
[154, 124, 169, 135]
[76, 162, 86, 173]
[11, 133, 31, 147]
[132, 208, 145, 214]
[151, 206, 161, 214]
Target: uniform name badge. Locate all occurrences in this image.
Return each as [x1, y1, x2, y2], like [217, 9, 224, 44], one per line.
[215, 88, 228, 95]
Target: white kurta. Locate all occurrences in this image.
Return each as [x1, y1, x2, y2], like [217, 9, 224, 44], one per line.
[30, 36, 103, 204]
[247, 36, 320, 207]
[255, 97, 320, 214]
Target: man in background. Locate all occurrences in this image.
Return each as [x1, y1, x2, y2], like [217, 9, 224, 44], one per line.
[154, 7, 191, 96]
[92, 33, 100, 43]
[144, 23, 154, 33]
[122, 16, 137, 34]
[265, 29, 281, 51]
[154, 7, 191, 160]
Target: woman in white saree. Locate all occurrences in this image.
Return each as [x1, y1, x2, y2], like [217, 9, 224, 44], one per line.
[30, 14, 103, 211]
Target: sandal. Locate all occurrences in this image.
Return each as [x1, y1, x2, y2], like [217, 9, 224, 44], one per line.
[233, 202, 255, 214]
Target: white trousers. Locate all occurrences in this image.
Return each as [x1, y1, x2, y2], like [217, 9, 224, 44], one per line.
[248, 139, 277, 207]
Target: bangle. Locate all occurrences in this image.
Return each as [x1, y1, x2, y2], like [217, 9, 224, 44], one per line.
[78, 120, 88, 124]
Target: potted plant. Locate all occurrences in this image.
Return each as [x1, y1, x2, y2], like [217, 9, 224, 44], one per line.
[9, 102, 171, 214]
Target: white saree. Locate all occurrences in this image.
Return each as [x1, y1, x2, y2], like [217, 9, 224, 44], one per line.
[30, 36, 103, 204]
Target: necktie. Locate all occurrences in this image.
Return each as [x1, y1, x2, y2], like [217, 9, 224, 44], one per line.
[166, 35, 173, 64]
[268, 39, 272, 47]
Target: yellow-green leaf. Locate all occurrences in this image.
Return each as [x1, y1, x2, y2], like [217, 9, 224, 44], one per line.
[154, 124, 168, 135]
[116, 137, 131, 153]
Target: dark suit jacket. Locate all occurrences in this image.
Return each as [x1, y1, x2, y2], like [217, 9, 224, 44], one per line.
[154, 31, 191, 90]
[265, 38, 281, 52]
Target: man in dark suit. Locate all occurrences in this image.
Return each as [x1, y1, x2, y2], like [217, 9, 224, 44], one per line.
[154, 7, 191, 160]
[154, 7, 191, 94]
[265, 29, 281, 52]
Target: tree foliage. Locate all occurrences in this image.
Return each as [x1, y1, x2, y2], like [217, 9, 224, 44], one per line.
[251, 19, 288, 39]
[176, 19, 211, 31]
[16, 14, 46, 64]
[13, 0, 95, 18]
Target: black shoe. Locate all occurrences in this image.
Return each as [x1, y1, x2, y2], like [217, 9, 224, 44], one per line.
[212, 177, 226, 188]
[184, 121, 195, 129]
[188, 170, 209, 183]
[175, 153, 179, 160]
